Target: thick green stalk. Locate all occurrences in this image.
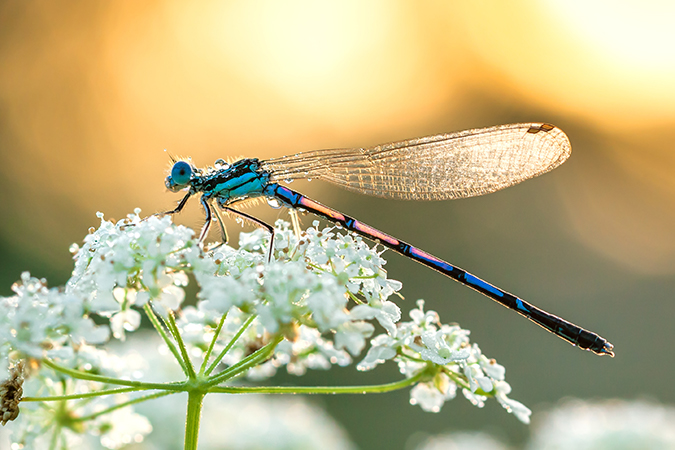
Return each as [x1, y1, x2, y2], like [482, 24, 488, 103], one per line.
[184, 390, 205, 450]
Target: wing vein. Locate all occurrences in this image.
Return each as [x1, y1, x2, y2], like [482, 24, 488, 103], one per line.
[262, 123, 571, 201]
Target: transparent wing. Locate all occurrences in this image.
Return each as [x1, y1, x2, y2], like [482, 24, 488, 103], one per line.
[261, 123, 571, 201]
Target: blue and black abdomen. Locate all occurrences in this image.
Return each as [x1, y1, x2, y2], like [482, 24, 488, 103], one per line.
[265, 182, 613, 356]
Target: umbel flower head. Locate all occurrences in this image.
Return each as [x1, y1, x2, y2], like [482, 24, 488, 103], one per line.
[0, 210, 529, 449]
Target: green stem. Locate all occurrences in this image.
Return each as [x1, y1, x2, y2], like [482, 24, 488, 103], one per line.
[349, 274, 380, 280]
[42, 358, 185, 391]
[204, 313, 258, 376]
[144, 302, 189, 376]
[347, 290, 365, 305]
[209, 370, 425, 395]
[74, 391, 177, 422]
[184, 390, 205, 450]
[167, 310, 197, 379]
[199, 311, 228, 375]
[205, 335, 283, 388]
[49, 425, 59, 450]
[22, 386, 153, 402]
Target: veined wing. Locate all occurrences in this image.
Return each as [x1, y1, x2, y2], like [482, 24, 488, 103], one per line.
[261, 123, 571, 201]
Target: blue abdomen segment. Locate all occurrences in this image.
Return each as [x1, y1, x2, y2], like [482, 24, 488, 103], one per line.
[265, 182, 613, 356]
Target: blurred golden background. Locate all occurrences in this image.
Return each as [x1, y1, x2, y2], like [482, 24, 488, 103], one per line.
[1, 0, 674, 448]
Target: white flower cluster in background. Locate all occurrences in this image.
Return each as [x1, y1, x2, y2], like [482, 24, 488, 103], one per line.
[526, 399, 675, 450]
[0, 210, 529, 448]
[411, 398, 675, 450]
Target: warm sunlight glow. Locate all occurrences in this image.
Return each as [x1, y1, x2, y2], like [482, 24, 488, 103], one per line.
[210, 1, 375, 90]
[548, 0, 675, 71]
[150, 0, 454, 133]
[454, 0, 675, 129]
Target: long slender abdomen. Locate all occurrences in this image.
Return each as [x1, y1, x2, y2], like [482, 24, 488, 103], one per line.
[264, 183, 613, 356]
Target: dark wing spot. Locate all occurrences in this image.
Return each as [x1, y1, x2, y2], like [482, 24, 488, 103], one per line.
[527, 123, 555, 134]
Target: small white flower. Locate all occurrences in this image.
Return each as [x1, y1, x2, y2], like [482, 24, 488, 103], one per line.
[462, 388, 488, 408]
[419, 330, 470, 365]
[305, 279, 350, 331]
[272, 326, 352, 377]
[410, 375, 457, 413]
[350, 300, 401, 336]
[196, 271, 257, 312]
[151, 285, 186, 316]
[356, 335, 398, 371]
[478, 353, 505, 381]
[334, 321, 375, 355]
[462, 362, 493, 393]
[69, 315, 110, 345]
[110, 308, 141, 340]
[494, 380, 531, 424]
[98, 407, 153, 449]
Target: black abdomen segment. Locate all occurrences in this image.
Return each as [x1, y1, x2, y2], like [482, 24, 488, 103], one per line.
[266, 183, 614, 356]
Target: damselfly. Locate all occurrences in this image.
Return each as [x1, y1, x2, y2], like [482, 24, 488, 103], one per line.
[164, 123, 614, 356]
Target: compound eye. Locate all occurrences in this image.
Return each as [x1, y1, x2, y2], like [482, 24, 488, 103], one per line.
[170, 161, 193, 186]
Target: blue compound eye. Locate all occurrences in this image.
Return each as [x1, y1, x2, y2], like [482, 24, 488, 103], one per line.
[170, 161, 193, 186]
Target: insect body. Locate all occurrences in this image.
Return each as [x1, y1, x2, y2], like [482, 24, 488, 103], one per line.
[164, 123, 614, 356]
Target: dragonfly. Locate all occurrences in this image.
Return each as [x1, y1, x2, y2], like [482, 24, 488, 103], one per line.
[164, 123, 614, 356]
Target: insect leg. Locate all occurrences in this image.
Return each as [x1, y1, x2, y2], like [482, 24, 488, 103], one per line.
[221, 206, 275, 263]
[205, 202, 229, 251]
[198, 196, 213, 243]
[163, 191, 192, 215]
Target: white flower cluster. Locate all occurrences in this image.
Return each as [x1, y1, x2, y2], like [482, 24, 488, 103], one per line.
[67, 210, 197, 338]
[0, 209, 529, 448]
[358, 300, 531, 423]
[2, 344, 152, 449]
[0, 273, 110, 364]
[186, 220, 405, 379]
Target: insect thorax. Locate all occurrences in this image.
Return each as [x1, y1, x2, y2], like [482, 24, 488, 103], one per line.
[194, 158, 271, 206]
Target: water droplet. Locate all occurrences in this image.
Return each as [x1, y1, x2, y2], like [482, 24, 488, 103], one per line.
[284, 179, 293, 184]
[267, 198, 282, 209]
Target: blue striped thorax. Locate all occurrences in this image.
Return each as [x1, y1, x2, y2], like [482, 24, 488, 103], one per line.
[166, 158, 271, 205]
